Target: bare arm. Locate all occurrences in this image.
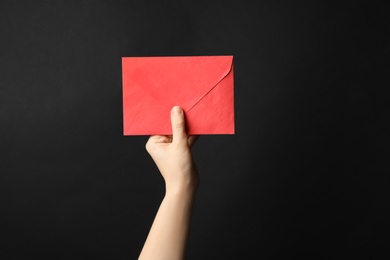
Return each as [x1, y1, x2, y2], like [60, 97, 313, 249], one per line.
[139, 106, 199, 260]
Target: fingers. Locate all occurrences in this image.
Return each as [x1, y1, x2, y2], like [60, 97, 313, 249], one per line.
[148, 135, 172, 143]
[148, 135, 198, 147]
[148, 106, 192, 148]
[146, 135, 171, 152]
[170, 106, 187, 145]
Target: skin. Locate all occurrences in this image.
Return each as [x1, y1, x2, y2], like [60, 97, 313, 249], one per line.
[139, 106, 199, 260]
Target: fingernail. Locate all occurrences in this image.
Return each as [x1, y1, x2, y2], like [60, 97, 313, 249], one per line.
[172, 106, 182, 115]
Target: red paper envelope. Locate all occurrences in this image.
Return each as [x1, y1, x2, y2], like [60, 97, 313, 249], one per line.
[122, 56, 234, 135]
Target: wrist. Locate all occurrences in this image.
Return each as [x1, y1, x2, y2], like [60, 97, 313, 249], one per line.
[165, 177, 199, 197]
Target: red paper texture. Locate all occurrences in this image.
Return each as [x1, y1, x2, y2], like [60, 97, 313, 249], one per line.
[122, 56, 234, 135]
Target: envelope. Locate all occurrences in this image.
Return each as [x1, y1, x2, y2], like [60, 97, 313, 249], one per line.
[122, 55, 234, 135]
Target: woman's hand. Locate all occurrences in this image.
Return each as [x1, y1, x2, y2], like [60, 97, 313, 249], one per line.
[139, 106, 199, 260]
[145, 106, 199, 194]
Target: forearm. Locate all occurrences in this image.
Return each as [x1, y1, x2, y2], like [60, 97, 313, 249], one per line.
[139, 186, 197, 260]
[140, 106, 199, 259]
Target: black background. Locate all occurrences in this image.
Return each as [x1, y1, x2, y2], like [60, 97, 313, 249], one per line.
[1, 1, 389, 259]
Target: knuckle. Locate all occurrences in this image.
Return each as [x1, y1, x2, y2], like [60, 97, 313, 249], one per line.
[145, 142, 152, 152]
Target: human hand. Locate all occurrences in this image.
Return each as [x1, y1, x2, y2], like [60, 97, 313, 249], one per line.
[146, 106, 199, 194]
[140, 106, 199, 259]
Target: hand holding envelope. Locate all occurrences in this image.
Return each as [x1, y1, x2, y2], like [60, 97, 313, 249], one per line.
[122, 55, 235, 135]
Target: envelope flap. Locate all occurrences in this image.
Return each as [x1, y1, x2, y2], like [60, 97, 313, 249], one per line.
[122, 56, 233, 112]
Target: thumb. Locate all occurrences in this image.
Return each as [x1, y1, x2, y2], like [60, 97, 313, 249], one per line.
[170, 106, 187, 144]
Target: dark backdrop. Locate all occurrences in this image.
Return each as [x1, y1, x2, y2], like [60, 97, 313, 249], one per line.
[1, 1, 389, 259]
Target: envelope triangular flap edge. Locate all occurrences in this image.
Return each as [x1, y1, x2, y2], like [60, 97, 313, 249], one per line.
[186, 56, 233, 112]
